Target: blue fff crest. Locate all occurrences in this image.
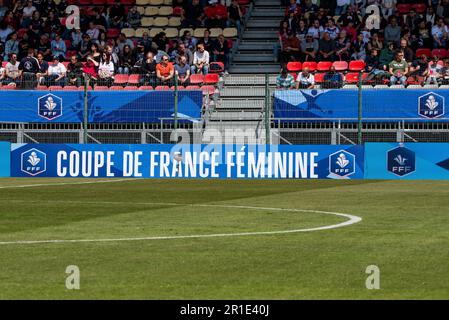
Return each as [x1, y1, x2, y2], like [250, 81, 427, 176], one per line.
[329, 150, 355, 177]
[21, 148, 46, 176]
[418, 92, 445, 119]
[387, 146, 416, 177]
[38, 93, 62, 120]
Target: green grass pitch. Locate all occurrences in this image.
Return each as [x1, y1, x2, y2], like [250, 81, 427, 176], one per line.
[0, 178, 448, 299]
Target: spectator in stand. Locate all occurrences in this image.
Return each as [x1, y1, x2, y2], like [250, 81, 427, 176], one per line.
[70, 28, 82, 51]
[126, 6, 141, 29]
[171, 42, 193, 65]
[86, 21, 100, 42]
[441, 59, 449, 84]
[301, 0, 318, 16]
[425, 56, 442, 84]
[117, 33, 135, 55]
[36, 52, 49, 85]
[409, 54, 429, 77]
[21, 0, 37, 28]
[323, 66, 343, 88]
[2, 53, 20, 87]
[379, 42, 395, 69]
[141, 51, 157, 87]
[227, 0, 243, 36]
[285, 0, 301, 17]
[351, 33, 367, 60]
[138, 32, 153, 55]
[118, 45, 135, 75]
[276, 67, 295, 89]
[425, 6, 436, 28]
[431, 17, 449, 48]
[181, 0, 204, 28]
[405, 9, 420, 32]
[296, 19, 308, 43]
[295, 67, 315, 89]
[90, 7, 108, 30]
[399, 38, 414, 64]
[191, 43, 209, 74]
[156, 54, 175, 86]
[318, 32, 336, 61]
[384, 16, 401, 46]
[174, 55, 191, 86]
[153, 32, 169, 53]
[335, 0, 350, 15]
[308, 19, 324, 40]
[284, 11, 299, 34]
[67, 55, 84, 87]
[4, 32, 18, 61]
[43, 10, 62, 38]
[180, 30, 198, 52]
[365, 49, 388, 82]
[335, 29, 351, 61]
[82, 55, 98, 86]
[18, 48, 40, 89]
[281, 31, 300, 62]
[342, 21, 357, 42]
[437, 0, 449, 18]
[37, 35, 51, 61]
[415, 20, 432, 49]
[204, 0, 228, 28]
[324, 19, 339, 40]
[367, 32, 383, 52]
[44, 56, 66, 86]
[108, 0, 126, 29]
[97, 52, 115, 87]
[381, 0, 396, 18]
[389, 50, 408, 85]
[212, 34, 230, 74]
[199, 29, 214, 53]
[79, 34, 92, 60]
[51, 34, 66, 61]
[337, 6, 361, 27]
[301, 34, 319, 61]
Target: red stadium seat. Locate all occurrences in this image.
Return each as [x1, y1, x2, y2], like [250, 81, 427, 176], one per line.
[413, 4, 426, 13]
[345, 72, 360, 83]
[173, 6, 183, 16]
[201, 85, 216, 96]
[431, 49, 447, 59]
[91, 0, 106, 4]
[185, 85, 201, 90]
[203, 74, 219, 85]
[397, 4, 411, 14]
[114, 74, 129, 85]
[332, 61, 348, 71]
[128, 74, 141, 86]
[349, 60, 366, 71]
[121, 0, 136, 5]
[94, 86, 109, 90]
[65, 50, 77, 59]
[139, 86, 153, 90]
[189, 74, 204, 85]
[289, 73, 297, 81]
[37, 85, 48, 90]
[416, 48, 432, 58]
[209, 62, 224, 73]
[171, 86, 185, 90]
[124, 86, 138, 90]
[155, 86, 170, 90]
[316, 61, 332, 71]
[302, 61, 317, 72]
[314, 73, 325, 83]
[287, 61, 302, 72]
[79, 0, 91, 5]
[49, 86, 63, 91]
[63, 86, 79, 91]
[109, 86, 124, 90]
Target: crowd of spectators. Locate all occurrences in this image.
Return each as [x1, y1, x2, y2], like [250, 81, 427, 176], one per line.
[278, 0, 449, 86]
[0, 0, 241, 88]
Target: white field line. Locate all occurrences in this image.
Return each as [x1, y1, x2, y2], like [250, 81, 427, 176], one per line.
[0, 200, 362, 245]
[0, 178, 140, 189]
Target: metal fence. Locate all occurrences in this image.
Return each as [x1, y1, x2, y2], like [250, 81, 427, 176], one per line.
[1, 73, 449, 145]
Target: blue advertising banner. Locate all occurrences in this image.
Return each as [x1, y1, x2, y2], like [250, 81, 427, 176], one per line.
[365, 142, 449, 179]
[0, 90, 202, 123]
[274, 89, 449, 121]
[10, 144, 364, 179]
[0, 142, 10, 177]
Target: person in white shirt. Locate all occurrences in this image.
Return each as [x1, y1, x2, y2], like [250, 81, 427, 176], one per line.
[295, 67, 315, 89]
[324, 19, 340, 40]
[97, 52, 115, 87]
[86, 22, 100, 41]
[22, 0, 36, 27]
[191, 43, 210, 75]
[44, 56, 67, 86]
[431, 18, 449, 48]
[308, 20, 324, 40]
[2, 53, 20, 87]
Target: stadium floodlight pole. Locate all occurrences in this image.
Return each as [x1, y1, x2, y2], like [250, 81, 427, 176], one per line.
[357, 70, 363, 145]
[174, 72, 179, 142]
[264, 73, 270, 145]
[83, 74, 88, 144]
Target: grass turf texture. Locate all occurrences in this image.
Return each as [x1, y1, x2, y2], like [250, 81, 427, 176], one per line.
[0, 178, 448, 299]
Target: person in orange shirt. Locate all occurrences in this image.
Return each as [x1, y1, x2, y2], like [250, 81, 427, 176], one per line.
[156, 54, 175, 86]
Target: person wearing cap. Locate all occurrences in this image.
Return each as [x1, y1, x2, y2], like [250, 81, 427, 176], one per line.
[44, 55, 67, 86]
